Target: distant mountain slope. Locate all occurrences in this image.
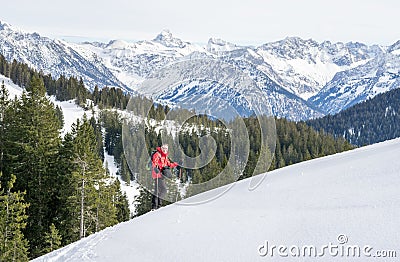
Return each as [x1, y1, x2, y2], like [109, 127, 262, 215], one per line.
[255, 37, 379, 100]
[310, 42, 400, 114]
[1, 20, 399, 120]
[0, 21, 127, 91]
[33, 138, 400, 262]
[73, 29, 206, 90]
[307, 87, 400, 146]
[68, 37, 400, 119]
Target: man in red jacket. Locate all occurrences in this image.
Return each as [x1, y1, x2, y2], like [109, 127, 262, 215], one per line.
[151, 144, 179, 210]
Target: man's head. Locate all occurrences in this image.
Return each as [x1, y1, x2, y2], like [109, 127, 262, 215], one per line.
[161, 144, 168, 154]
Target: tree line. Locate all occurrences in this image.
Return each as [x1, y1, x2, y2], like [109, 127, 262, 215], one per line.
[104, 97, 354, 216]
[307, 87, 400, 146]
[0, 54, 130, 110]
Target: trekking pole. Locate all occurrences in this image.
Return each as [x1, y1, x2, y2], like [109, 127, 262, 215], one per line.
[175, 166, 183, 202]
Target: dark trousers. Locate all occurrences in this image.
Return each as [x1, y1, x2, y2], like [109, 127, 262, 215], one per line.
[152, 178, 167, 209]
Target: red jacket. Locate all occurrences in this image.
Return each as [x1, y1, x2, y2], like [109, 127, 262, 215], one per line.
[151, 147, 178, 179]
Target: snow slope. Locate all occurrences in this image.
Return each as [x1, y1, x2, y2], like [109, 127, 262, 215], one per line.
[1, 75, 86, 136]
[1, 74, 23, 98]
[33, 138, 400, 261]
[48, 97, 87, 136]
[104, 151, 140, 214]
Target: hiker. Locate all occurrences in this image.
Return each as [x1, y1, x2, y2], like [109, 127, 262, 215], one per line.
[151, 144, 179, 209]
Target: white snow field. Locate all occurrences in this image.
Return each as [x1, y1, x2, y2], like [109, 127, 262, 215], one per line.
[32, 138, 400, 261]
[1, 74, 86, 136]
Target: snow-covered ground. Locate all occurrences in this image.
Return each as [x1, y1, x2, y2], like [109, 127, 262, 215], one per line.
[104, 151, 140, 214]
[48, 97, 87, 136]
[1, 74, 86, 136]
[33, 138, 400, 261]
[1, 75, 23, 98]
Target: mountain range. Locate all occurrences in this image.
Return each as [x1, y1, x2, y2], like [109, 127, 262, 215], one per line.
[1, 20, 399, 120]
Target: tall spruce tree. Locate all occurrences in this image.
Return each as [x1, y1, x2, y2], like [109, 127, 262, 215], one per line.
[56, 132, 76, 245]
[0, 81, 9, 175]
[64, 115, 122, 241]
[43, 223, 62, 254]
[0, 173, 30, 262]
[3, 75, 62, 258]
[134, 185, 153, 217]
[112, 179, 131, 221]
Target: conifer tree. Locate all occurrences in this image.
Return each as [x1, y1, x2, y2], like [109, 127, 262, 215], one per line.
[67, 115, 105, 239]
[113, 180, 131, 221]
[43, 224, 62, 254]
[64, 115, 124, 241]
[118, 153, 131, 185]
[0, 173, 30, 262]
[57, 132, 76, 245]
[134, 185, 153, 217]
[0, 81, 9, 175]
[89, 113, 104, 161]
[3, 75, 62, 258]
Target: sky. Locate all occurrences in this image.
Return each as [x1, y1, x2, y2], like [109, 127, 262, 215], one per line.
[1, 0, 399, 46]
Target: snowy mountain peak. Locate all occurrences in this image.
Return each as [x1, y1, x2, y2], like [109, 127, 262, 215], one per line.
[0, 20, 42, 41]
[0, 20, 11, 30]
[106, 39, 129, 49]
[280, 36, 319, 49]
[1, 19, 399, 121]
[153, 29, 186, 48]
[154, 29, 173, 39]
[260, 36, 319, 57]
[207, 37, 241, 53]
[0, 21, 128, 91]
[0, 20, 26, 38]
[388, 40, 400, 54]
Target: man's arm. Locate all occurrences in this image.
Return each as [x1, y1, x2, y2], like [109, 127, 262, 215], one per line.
[166, 157, 178, 168]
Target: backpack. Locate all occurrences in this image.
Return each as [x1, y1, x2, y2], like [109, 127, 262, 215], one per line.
[146, 150, 158, 171]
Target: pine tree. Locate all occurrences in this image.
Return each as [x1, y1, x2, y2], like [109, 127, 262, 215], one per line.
[3, 75, 62, 258]
[113, 180, 131, 221]
[57, 132, 76, 245]
[134, 185, 153, 217]
[0, 173, 30, 262]
[119, 153, 131, 185]
[43, 224, 62, 254]
[89, 112, 104, 161]
[64, 115, 120, 241]
[55, 105, 64, 129]
[0, 80, 9, 175]
[70, 116, 105, 239]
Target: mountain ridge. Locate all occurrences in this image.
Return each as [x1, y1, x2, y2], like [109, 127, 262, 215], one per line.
[1, 20, 399, 120]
